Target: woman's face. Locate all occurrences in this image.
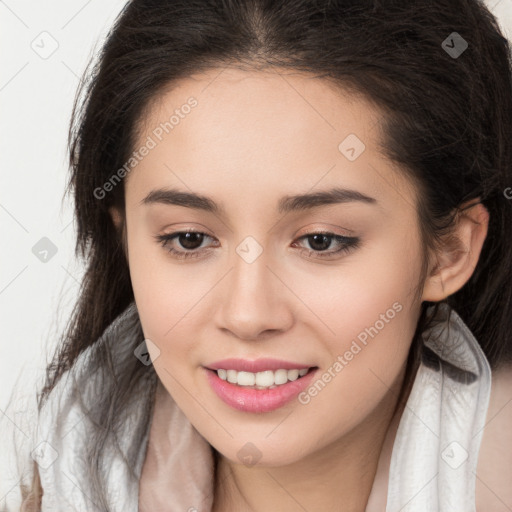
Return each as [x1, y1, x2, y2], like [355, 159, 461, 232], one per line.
[119, 67, 425, 466]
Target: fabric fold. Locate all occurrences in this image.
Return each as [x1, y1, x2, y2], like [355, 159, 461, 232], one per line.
[386, 303, 492, 512]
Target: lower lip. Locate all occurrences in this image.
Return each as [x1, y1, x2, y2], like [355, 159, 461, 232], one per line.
[203, 367, 319, 413]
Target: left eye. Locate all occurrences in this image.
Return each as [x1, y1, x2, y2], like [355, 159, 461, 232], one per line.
[154, 230, 360, 260]
[292, 232, 360, 258]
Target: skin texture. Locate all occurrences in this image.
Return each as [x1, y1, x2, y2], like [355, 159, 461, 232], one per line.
[475, 363, 512, 512]
[109, 67, 490, 511]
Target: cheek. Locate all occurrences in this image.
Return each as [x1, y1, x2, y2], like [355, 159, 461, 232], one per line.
[125, 216, 206, 335]
[290, 281, 420, 449]
[291, 232, 422, 402]
[294, 228, 421, 344]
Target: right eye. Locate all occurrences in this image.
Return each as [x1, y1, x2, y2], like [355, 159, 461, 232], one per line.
[154, 230, 219, 260]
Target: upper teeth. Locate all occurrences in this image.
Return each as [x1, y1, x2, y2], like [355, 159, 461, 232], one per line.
[217, 368, 309, 388]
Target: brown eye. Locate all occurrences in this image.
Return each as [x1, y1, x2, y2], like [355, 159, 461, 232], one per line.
[305, 234, 333, 252]
[175, 232, 205, 250]
[154, 230, 218, 260]
[292, 232, 360, 259]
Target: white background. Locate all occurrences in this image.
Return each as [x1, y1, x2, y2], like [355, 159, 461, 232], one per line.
[1, 0, 512, 412]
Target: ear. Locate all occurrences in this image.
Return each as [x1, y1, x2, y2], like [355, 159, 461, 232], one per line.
[109, 206, 129, 262]
[109, 206, 123, 231]
[421, 200, 489, 302]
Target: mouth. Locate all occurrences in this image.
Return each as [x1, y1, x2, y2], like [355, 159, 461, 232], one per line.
[203, 363, 319, 413]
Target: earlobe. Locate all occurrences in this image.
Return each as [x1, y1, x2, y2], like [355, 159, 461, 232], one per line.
[421, 201, 489, 302]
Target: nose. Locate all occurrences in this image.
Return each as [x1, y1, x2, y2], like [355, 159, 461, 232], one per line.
[214, 247, 294, 341]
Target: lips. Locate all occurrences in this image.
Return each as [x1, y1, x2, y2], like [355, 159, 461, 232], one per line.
[204, 366, 319, 413]
[205, 358, 315, 373]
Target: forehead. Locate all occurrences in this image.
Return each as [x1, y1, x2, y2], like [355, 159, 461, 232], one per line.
[137, 66, 381, 150]
[126, 67, 416, 215]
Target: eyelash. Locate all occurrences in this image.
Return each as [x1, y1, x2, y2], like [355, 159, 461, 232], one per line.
[154, 229, 360, 261]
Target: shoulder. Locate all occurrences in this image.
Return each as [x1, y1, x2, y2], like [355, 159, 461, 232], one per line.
[475, 363, 512, 512]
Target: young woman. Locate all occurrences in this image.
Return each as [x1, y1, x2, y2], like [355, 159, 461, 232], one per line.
[2, 0, 512, 511]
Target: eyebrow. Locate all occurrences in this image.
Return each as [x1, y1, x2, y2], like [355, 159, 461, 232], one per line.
[141, 187, 377, 216]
